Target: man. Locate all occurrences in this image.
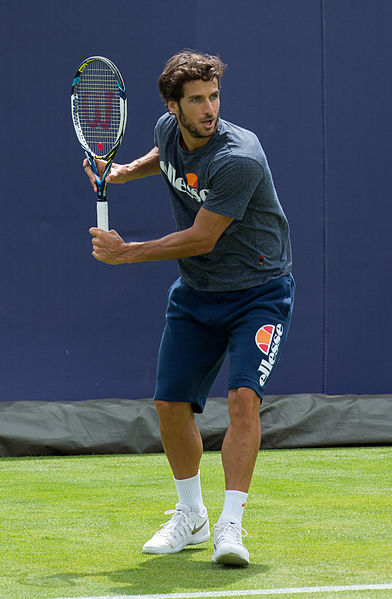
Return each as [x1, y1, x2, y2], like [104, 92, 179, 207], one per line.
[84, 50, 294, 566]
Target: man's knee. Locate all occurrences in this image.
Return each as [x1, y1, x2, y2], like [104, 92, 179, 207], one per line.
[155, 400, 194, 427]
[228, 388, 261, 427]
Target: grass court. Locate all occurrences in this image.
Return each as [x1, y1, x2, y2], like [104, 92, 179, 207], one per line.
[0, 447, 391, 599]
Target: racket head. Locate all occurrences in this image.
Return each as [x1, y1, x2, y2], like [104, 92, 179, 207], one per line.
[71, 56, 127, 161]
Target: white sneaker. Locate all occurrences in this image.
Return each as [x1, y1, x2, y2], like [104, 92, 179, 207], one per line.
[212, 521, 249, 566]
[142, 504, 210, 554]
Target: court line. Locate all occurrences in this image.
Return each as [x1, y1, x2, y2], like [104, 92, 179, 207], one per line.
[56, 581, 392, 599]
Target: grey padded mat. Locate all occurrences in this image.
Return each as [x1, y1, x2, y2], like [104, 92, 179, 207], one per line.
[0, 394, 391, 457]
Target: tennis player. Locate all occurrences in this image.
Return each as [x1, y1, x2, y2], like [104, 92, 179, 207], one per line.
[85, 50, 294, 566]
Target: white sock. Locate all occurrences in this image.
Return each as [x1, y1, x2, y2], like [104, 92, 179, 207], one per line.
[174, 471, 205, 515]
[218, 490, 248, 525]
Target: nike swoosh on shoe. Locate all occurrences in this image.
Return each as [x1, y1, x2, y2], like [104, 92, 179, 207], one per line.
[192, 519, 208, 535]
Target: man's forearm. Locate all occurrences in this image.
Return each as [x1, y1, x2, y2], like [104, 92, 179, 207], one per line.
[89, 208, 233, 266]
[125, 146, 161, 181]
[117, 207, 233, 263]
[119, 227, 213, 263]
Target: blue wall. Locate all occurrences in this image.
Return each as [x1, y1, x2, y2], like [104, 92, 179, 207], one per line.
[1, 0, 391, 402]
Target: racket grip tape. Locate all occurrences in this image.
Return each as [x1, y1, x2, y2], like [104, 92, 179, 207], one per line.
[97, 200, 109, 231]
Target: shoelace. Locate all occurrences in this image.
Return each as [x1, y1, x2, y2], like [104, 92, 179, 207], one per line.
[156, 509, 190, 541]
[214, 521, 248, 545]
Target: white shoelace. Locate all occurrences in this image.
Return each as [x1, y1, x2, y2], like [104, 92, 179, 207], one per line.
[156, 509, 190, 541]
[214, 521, 248, 545]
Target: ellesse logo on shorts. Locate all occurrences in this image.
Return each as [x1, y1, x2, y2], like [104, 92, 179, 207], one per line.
[255, 324, 284, 387]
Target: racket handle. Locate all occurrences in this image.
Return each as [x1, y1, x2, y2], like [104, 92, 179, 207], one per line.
[97, 200, 109, 231]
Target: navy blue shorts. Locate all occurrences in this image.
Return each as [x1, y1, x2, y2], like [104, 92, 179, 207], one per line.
[154, 274, 295, 413]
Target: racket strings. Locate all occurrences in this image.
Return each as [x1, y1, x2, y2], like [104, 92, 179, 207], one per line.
[74, 62, 124, 157]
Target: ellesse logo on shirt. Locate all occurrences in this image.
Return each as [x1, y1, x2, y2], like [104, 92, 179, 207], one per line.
[160, 160, 210, 203]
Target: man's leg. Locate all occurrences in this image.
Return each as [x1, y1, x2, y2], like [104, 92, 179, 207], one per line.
[213, 387, 261, 566]
[221, 387, 261, 492]
[213, 276, 295, 565]
[155, 400, 203, 479]
[142, 401, 210, 554]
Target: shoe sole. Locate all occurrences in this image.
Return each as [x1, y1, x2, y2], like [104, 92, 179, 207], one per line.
[212, 548, 249, 566]
[142, 531, 210, 554]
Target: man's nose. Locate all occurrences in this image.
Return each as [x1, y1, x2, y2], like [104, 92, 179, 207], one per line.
[203, 99, 213, 114]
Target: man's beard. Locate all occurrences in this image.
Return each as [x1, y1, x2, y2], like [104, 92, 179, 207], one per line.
[178, 106, 219, 139]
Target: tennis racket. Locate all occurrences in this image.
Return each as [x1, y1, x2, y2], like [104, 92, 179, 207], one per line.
[71, 56, 127, 230]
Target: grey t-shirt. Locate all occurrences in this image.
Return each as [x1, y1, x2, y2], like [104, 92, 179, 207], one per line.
[154, 112, 292, 291]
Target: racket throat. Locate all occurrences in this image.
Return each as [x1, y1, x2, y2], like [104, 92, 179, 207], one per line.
[97, 182, 108, 200]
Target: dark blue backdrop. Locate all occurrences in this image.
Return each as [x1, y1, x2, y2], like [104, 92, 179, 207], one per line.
[1, 0, 391, 402]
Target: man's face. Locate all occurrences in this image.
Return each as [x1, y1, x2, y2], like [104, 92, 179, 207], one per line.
[168, 78, 220, 151]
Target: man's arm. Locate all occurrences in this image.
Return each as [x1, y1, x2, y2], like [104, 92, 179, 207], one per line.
[90, 207, 234, 265]
[83, 146, 161, 192]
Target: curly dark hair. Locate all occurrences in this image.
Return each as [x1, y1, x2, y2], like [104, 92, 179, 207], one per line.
[158, 50, 227, 104]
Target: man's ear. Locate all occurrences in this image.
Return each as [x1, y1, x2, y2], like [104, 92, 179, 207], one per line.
[168, 99, 178, 116]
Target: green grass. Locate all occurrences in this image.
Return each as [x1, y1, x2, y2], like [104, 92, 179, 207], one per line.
[0, 447, 391, 599]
